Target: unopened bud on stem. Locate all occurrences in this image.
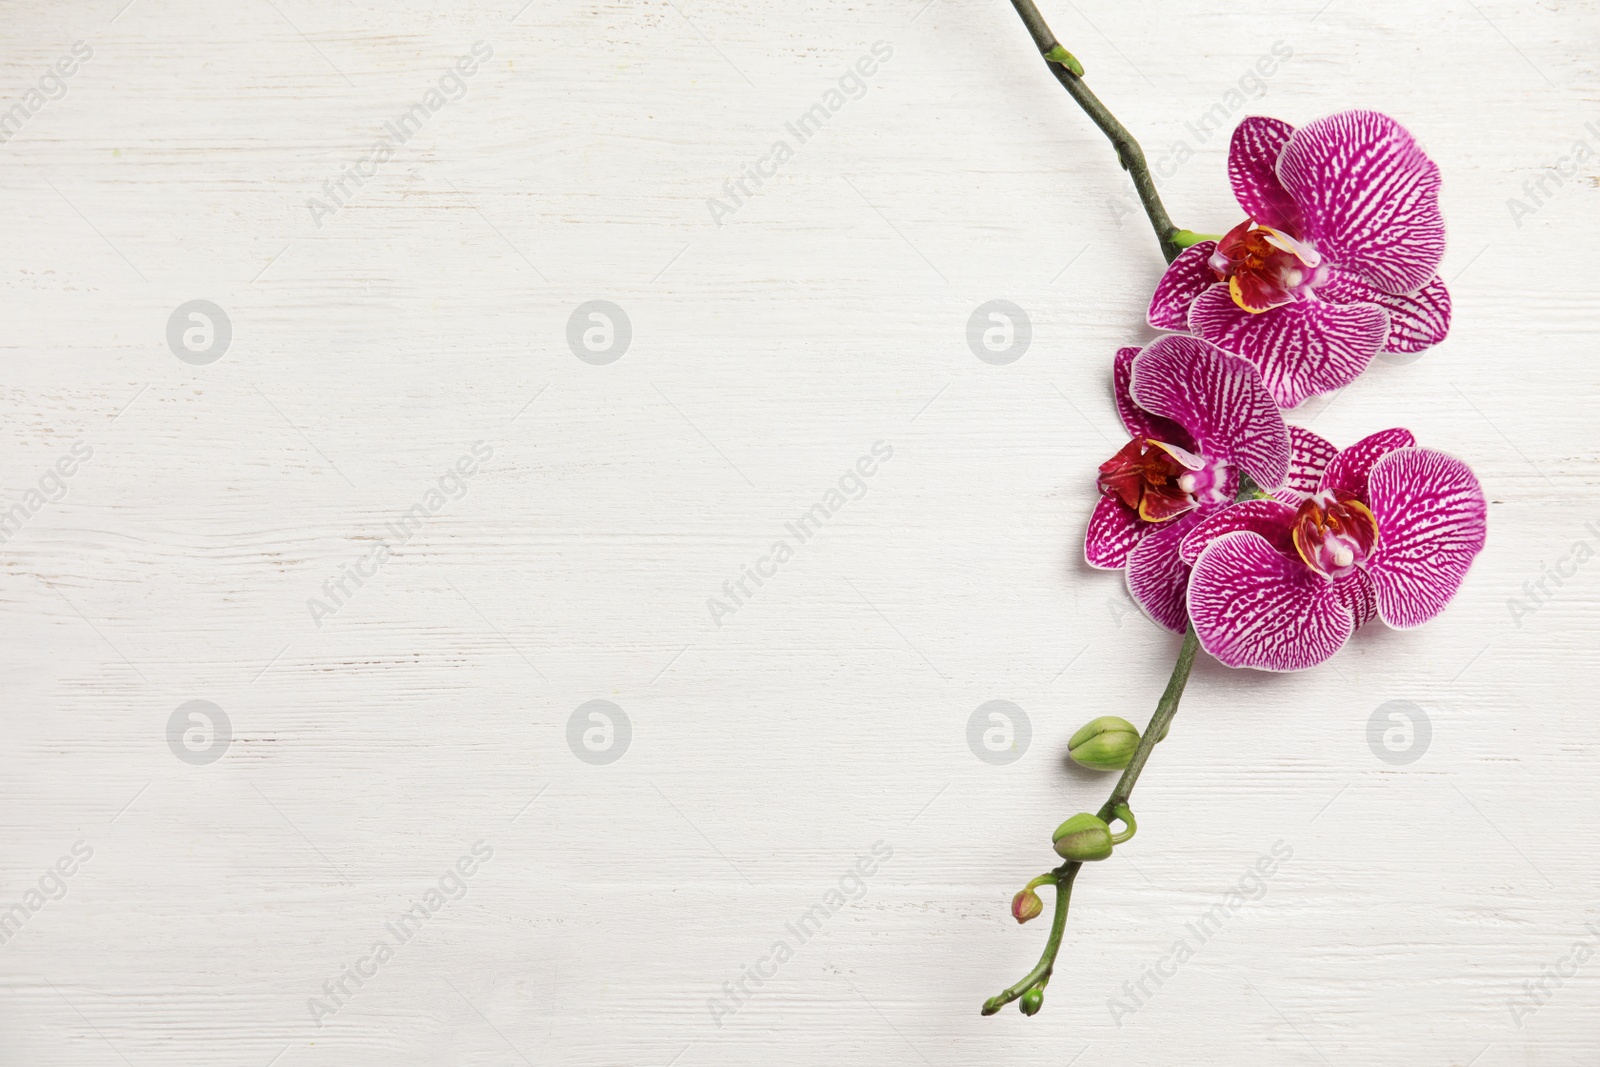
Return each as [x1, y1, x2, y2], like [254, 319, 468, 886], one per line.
[1011, 887, 1043, 923]
[1068, 716, 1139, 770]
[1052, 804, 1137, 861]
[1068, 715, 1171, 770]
[1010, 873, 1056, 924]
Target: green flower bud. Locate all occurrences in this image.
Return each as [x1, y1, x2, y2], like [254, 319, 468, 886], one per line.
[1067, 715, 1172, 771]
[1052, 813, 1114, 861]
[1067, 716, 1141, 770]
[1020, 987, 1044, 1015]
[1052, 804, 1137, 862]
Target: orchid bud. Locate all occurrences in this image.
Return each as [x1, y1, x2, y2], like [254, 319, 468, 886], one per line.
[1052, 813, 1114, 861]
[1020, 987, 1044, 1015]
[1011, 887, 1044, 924]
[1052, 804, 1138, 862]
[1067, 716, 1141, 770]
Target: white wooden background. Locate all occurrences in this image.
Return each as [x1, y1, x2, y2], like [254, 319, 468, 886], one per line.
[3, 0, 1597, 1064]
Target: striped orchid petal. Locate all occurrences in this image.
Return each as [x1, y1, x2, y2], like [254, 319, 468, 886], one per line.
[1229, 116, 1300, 232]
[1188, 287, 1390, 410]
[1320, 428, 1416, 499]
[1365, 448, 1488, 629]
[1275, 426, 1339, 505]
[1085, 337, 1293, 633]
[1178, 498, 1297, 565]
[1183, 431, 1484, 670]
[1148, 243, 1217, 331]
[1189, 530, 1357, 671]
[1129, 335, 1290, 490]
[1276, 110, 1446, 296]
[1147, 109, 1451, 408]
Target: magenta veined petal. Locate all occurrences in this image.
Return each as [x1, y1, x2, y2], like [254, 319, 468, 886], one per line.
[1112, 344, 1189, 447]
[1188, 530, 1356, 671]
[1188, 287, 1390, 409]
[1178, 498, 1297, 565]
[1275, 110, 1446, 296]
[1128, 335, 1291, 489]
[1125, 511, 1204, 634]
[1086, 495, 1149, 570]
[1320, 268, 1452, 354]
[1320, 427, 1417, 499]
[1333, 567, 1379, 629]
[1148, 243, 1218, 331]
[1228, 116, 1300, 232]
[1276, 425, 1339, 505]
[1364, 447, 1488, 629]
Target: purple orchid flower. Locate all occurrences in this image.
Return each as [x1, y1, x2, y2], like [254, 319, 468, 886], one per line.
[1085, 334, 1291, 632]
[1148, 111, 1451, 409]
[1182, 427, 1486, 671]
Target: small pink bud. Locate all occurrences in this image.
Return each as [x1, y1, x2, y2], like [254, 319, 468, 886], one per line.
[1011, 887, 1044, 924]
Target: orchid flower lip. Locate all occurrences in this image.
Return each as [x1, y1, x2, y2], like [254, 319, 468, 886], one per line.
[1097, 436, 1236, 526]
[1290, 489, 1380, 581]
[1210, 219, 1327, 315]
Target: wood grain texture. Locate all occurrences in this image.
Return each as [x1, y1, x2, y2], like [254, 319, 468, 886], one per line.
[2, 0, 1598, 1064]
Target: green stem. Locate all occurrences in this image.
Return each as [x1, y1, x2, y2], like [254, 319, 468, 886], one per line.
[981, 627, 1199, 1015]
[981, 864, 1080, 1016]
[982, 5, 1219, 1018]
[1172, 229, 1221, 249]
[1101, 627, 1199, 818]
[1006, 0, 1183, 264]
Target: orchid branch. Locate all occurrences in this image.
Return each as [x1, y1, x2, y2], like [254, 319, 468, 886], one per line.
[1105, 626, 1199, 810]
[980, 10, 1212, 1018]
[980, 627, 1198, 1016]
[982, 865, 1079, 1015]
[1005, 0, 1200, 264]
[983, 9, 1474, 1021]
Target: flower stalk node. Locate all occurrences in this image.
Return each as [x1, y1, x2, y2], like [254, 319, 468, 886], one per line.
[1044, 44, 1084, 76]
[1172, 229, 1221, 249]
